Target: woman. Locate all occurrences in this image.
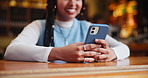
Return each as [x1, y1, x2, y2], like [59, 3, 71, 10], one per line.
[4, 0, 130, 62]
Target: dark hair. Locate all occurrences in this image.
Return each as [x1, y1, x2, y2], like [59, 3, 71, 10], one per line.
[44, 0, 85, 47]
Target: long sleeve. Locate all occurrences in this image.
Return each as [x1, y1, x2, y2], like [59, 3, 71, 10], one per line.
[4, 20, 52, 62]
[88, 22, 130, 60]
[105, 35, 130, 60]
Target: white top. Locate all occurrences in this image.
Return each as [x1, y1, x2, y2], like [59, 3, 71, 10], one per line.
[55, 19, 73, 28]
[4, 20, 130, 62]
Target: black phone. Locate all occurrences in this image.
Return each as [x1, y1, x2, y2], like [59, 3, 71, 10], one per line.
[84, 24, 109, 44]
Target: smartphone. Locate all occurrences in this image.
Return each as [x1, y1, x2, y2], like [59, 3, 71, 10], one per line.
[84, 24, 109, 44]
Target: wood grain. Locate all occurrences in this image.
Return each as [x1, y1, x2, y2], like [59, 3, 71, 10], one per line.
[0, 57, 148, 78]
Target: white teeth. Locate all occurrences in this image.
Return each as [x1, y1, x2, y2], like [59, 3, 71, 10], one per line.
[66, 9, 76, 12]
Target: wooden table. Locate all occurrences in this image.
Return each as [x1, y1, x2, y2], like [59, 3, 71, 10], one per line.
[0, 57, 148, 78]
[127, 43, 148, 56]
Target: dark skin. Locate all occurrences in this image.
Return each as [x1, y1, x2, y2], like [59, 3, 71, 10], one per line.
[93, 39, 117, 62]
[48, 39, 117, 62]
[48, 0, 117, 62]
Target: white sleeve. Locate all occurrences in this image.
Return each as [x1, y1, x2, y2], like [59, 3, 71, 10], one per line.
[4, 20, 53, 62]
[87, 22, 130, 60]
[105, 35, 130, 60]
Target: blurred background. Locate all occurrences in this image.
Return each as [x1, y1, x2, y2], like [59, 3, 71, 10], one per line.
[0, 0, 148, 60]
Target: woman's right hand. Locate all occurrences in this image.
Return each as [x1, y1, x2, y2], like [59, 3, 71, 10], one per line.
[48, 42, 100, 62]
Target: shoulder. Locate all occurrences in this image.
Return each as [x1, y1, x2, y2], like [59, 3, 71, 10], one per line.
[20, 19, 46, 35]
[30, 20, 46, 27]
[25, 19, 46, 30]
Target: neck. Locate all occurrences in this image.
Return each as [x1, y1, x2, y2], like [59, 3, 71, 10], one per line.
[56, 14, 74, 22]
[55, 19, 74, 28]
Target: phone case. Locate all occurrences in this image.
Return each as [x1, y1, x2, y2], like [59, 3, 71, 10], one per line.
[84, 24, 109, 44]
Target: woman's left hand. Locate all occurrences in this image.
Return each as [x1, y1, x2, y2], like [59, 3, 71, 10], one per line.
[93, 39, 117, 62]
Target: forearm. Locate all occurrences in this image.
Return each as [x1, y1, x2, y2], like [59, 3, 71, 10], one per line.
[106, 35, 130, 60]
[111, 43, 130, 60]
[4, 43, 52, 62]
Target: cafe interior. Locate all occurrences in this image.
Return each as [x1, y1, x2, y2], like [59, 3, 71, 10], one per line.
[0, 0, 148, 78]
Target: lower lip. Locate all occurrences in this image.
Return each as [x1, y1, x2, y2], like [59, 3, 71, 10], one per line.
[69, 12, 75, 14]
[66, 10, 76, 14]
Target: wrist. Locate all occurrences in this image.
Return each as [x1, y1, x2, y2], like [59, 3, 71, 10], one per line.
[110, 48, 117, 61]
[48, 47, 61, 61]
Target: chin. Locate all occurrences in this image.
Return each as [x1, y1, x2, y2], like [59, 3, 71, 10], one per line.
[68, 15, 77, 19]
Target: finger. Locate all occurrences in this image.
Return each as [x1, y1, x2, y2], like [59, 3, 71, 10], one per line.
[95, 39, 109, 48]
[97, 60, 107, 62]
[84, 44, 101, 51]
[77, 45, 85, 50]
[94, 54, 108, 60]
[83, 52, 97, 57]
[84, 58, 95, 62]
[77, 57, 84, 62]
[93, 48, 109, 54]
[95, 39, 108, 45]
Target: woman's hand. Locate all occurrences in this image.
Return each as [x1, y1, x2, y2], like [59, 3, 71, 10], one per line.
[48, 42, 100, 62]
[93, 39, 117, 62]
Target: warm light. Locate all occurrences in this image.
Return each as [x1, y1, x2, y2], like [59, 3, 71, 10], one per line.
[9, 0, 17, 7]
[113, 4, 126, 17]
[120, 27, 133, 38]
[22, 0, 30, 8]
[126, 0, 137, 14]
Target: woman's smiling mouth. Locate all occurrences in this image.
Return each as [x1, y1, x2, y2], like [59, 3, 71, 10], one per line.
[66, 8, 76, 14]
